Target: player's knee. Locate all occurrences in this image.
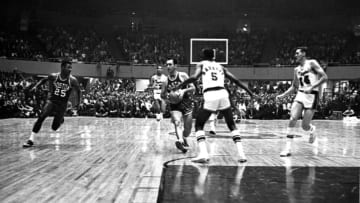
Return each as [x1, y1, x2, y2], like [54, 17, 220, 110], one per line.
[173, 120, 181, 127]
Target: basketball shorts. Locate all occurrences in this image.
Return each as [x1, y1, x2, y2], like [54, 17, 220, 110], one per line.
[154, 89, 162, 100]
[203, 88, 231, 112]
[294, 90, 319, 109]
[169, 98, 193, 116]
[41, 100, 67, 118]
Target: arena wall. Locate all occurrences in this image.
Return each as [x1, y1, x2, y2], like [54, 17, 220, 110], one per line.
[0, 59, 359, 80]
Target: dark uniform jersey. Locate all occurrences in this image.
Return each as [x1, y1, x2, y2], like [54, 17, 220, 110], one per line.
[167, 72, 191, 100]
[167, 72, 193, 115]
[48, 73, 76, 105]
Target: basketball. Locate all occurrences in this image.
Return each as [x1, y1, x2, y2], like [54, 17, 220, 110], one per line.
[168, 90, 183, 104]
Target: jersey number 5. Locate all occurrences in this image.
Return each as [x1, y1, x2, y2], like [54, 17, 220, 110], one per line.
[211, 72, 218, 81]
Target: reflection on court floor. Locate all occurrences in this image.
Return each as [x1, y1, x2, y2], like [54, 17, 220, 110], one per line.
[0, 118, 359, 202]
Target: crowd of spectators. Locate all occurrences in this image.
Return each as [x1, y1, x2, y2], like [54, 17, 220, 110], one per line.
[116, 32, 187, 65]
[271, 31, 350, 66]
[1, 70, 359, 120]
[228, 31, 266, 65]
[339, 51, 360, 65]
[1, 28, 359, 66]
[36, 26, 114, 63]
[1, 26, 114, 63]
[0, 70, 47, 119]
[0, 31, 45, 61]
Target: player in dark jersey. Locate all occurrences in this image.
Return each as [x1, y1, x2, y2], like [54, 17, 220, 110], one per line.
[23, 60, 81, 147]
[161, 58, 195, 153]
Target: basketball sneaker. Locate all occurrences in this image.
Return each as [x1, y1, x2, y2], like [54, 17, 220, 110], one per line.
[280, 150, 291, 157]
[309, 125, 316, 143]
[175, 140, 188, 153]
[191, 154, 210, 163]
[209, 130, 216, 135]
[22, 140, 34, 148]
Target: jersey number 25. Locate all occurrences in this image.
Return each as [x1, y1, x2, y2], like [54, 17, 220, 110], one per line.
[54, 88, 66, 97]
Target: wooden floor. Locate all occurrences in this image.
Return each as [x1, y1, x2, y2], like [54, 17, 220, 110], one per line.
[0, 117, 359, 202]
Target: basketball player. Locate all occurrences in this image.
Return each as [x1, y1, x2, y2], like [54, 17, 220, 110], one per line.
[23, 60, 81, 147]
[175, 49, 255, 163]
[276, 47, 328, 156]
[149, 65, 167, 121]
[161, 58, 195, 153]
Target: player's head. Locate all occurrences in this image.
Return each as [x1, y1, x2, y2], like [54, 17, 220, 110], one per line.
[294, 46, 307, 63]
[202, 48, 215, 61]
[165, 58, 177, 74]
[61, 59, 72, 76]
[156, 65, 163, 75]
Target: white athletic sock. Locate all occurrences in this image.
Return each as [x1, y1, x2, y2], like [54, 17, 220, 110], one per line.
[29, 132, 36, 141]
[284, 127, 295, 152]
[209, 120, 216, 132]
[231, 130, 246, 159]
[235, 141, 246, 159]
[198, 140, 209, 157]
[195, 131, 208, 157]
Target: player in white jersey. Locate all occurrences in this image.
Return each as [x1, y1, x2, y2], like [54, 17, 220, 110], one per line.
[276, 47, 328, 157]
[175, 49, 255, 163]
[150, 65, 167, 121]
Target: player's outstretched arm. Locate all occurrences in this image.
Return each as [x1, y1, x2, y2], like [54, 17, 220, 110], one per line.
[175, 64, 202, 90]
[31, 76, 51, 91]
[224, 67, 254, 97]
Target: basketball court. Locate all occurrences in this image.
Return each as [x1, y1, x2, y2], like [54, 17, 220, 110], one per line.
[0, 117, 359, 202]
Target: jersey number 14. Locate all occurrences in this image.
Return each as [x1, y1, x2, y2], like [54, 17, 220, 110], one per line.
[299, 75, 310, 87]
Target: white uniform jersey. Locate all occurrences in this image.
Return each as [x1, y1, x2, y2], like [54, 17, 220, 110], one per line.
[200, 60, 225, 92]
[151, 74, 167, 99]
[295, 59, 320, 92]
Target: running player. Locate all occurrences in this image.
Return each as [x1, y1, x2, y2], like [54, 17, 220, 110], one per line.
[149, 65, 167, 121]
[23, 60, 81, 147]
[161, 58, 195, 153]
[175, 49, 255, 163]
[276, 47, 328, 156]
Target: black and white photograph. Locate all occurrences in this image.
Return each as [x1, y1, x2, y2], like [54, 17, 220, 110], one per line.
[0, 0, 360, 202]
